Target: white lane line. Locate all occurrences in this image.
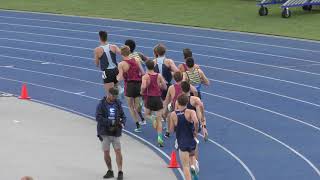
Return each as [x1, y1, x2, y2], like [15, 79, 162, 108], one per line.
[2, 8, 320, 45]
[2, 66, 101, 86]
[0, 88, 252, 180]
[1, 54, 320, 109]
[2, 66, 319, 132]
[0, 37, 92, 50]
[202, 65, 320, 90]
[205, 111, 320, 177]
[198, 134, 255, 180]
[0, 65, 14, 68]
[1, 79, 318, 177]
[0, 54, 100, 72]
[0, 14, 319, 53]
[0, 22, 319, 64]
[202, 91, 320, 131]
[74, 91, 86, 95]
[284, 63, 320, 68]
[0, 45, 92, 60]
[1, 42, 320, 91]
[1, 30, 320, 77]
[41, 62, 52, 65]
[2, 29, 320, 77]
[212, 79, 320, 108]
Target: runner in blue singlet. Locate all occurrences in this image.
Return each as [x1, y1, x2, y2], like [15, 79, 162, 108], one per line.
[94, 31, 121, 95]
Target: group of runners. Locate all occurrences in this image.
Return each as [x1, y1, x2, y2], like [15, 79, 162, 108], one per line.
[94, 31, 210, 180]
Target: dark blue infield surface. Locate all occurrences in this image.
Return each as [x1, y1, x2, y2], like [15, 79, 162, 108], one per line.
[0, 9, 320, 180]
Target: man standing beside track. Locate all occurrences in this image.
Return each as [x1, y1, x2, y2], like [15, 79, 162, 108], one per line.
[96, 87, 126, 180]
[94, 31, 121, 95]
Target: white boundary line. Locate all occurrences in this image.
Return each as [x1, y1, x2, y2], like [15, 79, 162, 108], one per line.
[1, 65, 319, 132]
[0, 54, 99, 72]
[0, 21, 319, 64]
[1, 31, 320, 76]
[0, 84, 255, 180]
[1, 38, 320, 91]
[0, 9, 319, 45]
[0, 77, 318, 177]
[1, 54, 319, 109]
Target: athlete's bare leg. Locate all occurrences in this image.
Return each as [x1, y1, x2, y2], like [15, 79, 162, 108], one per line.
[179, 150, 192, 180]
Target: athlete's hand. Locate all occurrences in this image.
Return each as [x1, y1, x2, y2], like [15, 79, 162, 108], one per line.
[202, 128, 208, 142]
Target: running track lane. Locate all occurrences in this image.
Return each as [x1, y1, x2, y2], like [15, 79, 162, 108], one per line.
[0, 9, 319, 180]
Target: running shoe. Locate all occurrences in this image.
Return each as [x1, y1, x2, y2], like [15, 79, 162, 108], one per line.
[103, 170, 114, 179]
[134, 127, 142, 133]
[190, 166, 199, 180]
[195, 159, 200, 174]
[117, 171, 123, 180]
[140, 120, 147, 125]
[204, 133, 209, 142]
[158, 135, 164, 147]
[164, 132, 170, 139]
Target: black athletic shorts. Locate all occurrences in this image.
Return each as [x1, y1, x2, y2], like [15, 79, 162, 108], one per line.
[179, 146, 196, 155]
[144, 96, 163, 111]
[102, 68, 119, 84]
[125, 81, 141, 98]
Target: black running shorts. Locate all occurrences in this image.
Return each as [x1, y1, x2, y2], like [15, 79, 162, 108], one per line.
[144, 96, 163, 111]
[125, 81, 141, 98]
[102, 68, 119, 84]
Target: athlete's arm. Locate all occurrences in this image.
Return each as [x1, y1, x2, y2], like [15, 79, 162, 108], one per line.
[190, 85, 199, 97]
[168, 59, 179, 72]
[163, 86, 173, 110]
[178, 64, 185, 72]
[159, 75, 168, 90]
[94, 47, 102, 67]
[136, 59, 145, 75]
[140, 75, 148, 95]
[116, 62, 125, 81]
[168, 112, 178, 133]
[190, 110, 199, 137]
[139, 52, 149, 62]
[192, 97, 205, 123]
[110, 44, 121, 54]
[199, 69, 210, 85]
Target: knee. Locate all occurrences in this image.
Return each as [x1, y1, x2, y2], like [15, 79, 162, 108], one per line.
[104, 150, 111, 157]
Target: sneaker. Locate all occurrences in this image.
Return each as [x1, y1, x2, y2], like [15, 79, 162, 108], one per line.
[134, 127, 142, 133]
[158, 136, 164, 147]
[140, 120, 147, 125]
[190, 166, 199, 180]
[204, 133, 209, 142]
[164, 132, 170, 139]
[117, 171, 123, 180]
[103, 170, 114, 179]
[195, 159, 200, 174]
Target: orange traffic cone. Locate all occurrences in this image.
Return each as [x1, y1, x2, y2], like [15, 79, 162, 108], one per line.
[168, 151, 180, 168]
[19, 84, 30, 100]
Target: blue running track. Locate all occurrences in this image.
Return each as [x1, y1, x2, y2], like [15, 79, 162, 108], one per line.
[0, 9, 320, 180]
